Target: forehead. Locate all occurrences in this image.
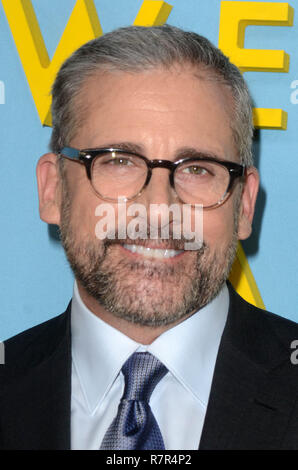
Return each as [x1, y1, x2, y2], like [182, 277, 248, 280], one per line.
[72, 65, 236, 159]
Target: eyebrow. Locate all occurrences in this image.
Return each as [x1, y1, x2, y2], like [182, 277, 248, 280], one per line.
[85, 142, 224, 162]
[90, 142, 144, 154]
[174, 147, 224, 162]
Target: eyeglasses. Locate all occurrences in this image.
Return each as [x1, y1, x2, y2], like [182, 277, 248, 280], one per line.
[58, 146, 246, 209]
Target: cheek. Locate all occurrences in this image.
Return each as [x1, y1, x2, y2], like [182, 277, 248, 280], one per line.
[202, 204, 236, 250]
[64, 165, 120, 240]
[66, 188, 104, 240]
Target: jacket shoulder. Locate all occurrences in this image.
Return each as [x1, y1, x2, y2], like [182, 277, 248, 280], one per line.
[227, 283, 298, 363]
[230, 284, 298, 329]
[3, 303, 71, 369]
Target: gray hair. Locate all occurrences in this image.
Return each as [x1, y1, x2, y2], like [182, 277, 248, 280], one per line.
[50, 24, 254, 166]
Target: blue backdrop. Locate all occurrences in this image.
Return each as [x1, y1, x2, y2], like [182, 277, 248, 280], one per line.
[0, 0, 297, 340]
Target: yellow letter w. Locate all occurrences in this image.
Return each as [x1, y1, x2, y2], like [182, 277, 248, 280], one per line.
[1, 0, 172, 126]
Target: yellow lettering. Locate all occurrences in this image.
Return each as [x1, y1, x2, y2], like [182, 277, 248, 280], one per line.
[219, 1, 293, 130]
[219, 1, 293, 73]
[253, 108, 287, 130]
[2, 0, 173, 126]
[2, 0, 103, 126]
[134, 0, 172, 26]
[229, 242, 265, 309]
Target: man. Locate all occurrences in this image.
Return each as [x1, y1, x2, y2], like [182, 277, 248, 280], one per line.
[1, 24, 298, 450]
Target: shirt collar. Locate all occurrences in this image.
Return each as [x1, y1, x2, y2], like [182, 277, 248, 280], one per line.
[71, 281, 229, 413]
[71, 282, 140, 413]
[146, 285, 229, 407]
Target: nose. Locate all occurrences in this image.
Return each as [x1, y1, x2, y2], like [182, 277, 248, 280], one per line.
[142, 167, 177, 206]
[137, 167, 180, 236]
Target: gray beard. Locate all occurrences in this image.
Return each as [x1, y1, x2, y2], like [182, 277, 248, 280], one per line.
[59, 185, 239, 327]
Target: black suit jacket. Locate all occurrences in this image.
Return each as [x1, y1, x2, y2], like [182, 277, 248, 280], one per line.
[1, 284, 298, 450]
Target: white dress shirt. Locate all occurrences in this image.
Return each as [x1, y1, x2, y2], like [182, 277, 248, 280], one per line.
[71, 281, 229, 450]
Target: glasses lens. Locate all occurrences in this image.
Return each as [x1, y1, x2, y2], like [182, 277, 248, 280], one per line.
[174, 160, 230, 206]
[91, 151, 148, 200]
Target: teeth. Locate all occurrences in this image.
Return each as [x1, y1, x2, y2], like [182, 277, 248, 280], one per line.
[123, 244, 183, 259]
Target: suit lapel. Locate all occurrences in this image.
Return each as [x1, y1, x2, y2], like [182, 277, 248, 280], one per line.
[1, 289, 297, 449]
[0, 305, 72, 450]
[199, 286, 297, 449]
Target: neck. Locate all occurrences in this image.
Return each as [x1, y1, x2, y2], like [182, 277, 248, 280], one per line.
[76, 281, 192, 345]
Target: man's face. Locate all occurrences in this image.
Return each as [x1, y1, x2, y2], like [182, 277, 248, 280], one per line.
[47, 66, 258, 327]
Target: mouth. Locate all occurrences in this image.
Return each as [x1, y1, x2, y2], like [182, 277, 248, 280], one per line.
[122, 243, 184, 260]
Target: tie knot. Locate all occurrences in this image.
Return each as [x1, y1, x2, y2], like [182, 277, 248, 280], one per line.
[121, 352, 168, 402]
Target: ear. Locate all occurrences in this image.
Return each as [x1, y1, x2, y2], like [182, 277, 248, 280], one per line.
[36, 153, 61, 225]
[237, 166, 260, 240]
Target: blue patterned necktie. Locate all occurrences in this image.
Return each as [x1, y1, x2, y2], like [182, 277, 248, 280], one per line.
[100, 352, 168, 450]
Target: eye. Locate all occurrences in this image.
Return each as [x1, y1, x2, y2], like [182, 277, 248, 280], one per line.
[182, 165, 209, 176]
[105, 156, 133, 166]
[99, 152, 136, 167]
